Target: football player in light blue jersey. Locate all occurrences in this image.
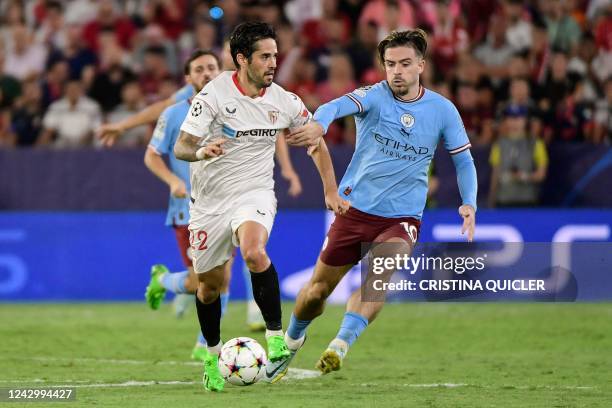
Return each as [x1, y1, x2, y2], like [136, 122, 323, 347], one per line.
[143, 50, 226, 362]
[268, 29, 478, 379]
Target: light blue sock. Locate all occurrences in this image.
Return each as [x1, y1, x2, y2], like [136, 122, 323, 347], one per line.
[287, 313, 312, 340]
[196, 331, 206, 346]
[220, 292, 229, 317]
[336, 312, 369, 346]
[242, 262, 254, 301]
[159, 271, 188, 294]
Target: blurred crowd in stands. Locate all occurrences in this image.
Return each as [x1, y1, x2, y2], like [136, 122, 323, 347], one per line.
[0, 0, 610, 152]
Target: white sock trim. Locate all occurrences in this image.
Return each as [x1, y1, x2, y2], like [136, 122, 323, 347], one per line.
[265, 329, 283, 339]
[207, 341, 222, 356]
[285, 334, 305, 351]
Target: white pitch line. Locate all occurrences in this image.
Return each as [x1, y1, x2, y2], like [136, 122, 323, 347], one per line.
[358, 383, 595, 390]
[2, 358, 595, 390]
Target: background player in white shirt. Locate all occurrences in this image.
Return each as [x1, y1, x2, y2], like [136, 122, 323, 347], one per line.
[174, 22, 348, 392]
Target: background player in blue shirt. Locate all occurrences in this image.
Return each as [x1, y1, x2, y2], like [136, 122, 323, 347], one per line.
[143, 50, 225, 362]
[268, 29, 478, 380]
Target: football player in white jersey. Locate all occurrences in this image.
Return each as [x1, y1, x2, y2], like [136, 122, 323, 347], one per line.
[174, 22, 349, 391]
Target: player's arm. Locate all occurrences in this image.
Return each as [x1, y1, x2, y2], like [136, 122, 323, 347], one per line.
[287, 89, 371, 146]
[174, 86, 224, 162]
[442, 101, 478, 242]
[144, 147, 187, 197]
[145, 112, 187, 197]
[309, 137, 350, 215]
[174, 131, 226, 162]
[97, 96, 176, 147]
[275, 132, 302, 197]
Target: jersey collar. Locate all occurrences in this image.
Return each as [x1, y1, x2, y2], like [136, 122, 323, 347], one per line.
[232, 71, 266, 97]
[392, 84, 425, 103]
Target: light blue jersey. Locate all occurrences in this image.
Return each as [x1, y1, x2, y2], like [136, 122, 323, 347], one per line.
[314, 81, 477, 219]
[173, 83, 194, 103]
[149, 98, 193, 226]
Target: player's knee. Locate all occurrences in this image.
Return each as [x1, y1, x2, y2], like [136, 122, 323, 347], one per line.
[197, 285, 220, 304]
[184, 276, 198, 294]
[306, 281, 331, 304]
[241, 246, 268, 271]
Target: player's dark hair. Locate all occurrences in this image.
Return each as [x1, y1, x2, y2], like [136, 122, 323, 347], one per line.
[377, 29, 428, 63]
[229, 21, 276, 69]
[183, 49, 221, 75]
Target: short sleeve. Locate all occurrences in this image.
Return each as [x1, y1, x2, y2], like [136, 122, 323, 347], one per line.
[149, 108, 172, 154]
[180, 84, 218, 138]
[441, 100, 472, 155]
[173, 84, 194, 103]
[287, 92, 312, 129]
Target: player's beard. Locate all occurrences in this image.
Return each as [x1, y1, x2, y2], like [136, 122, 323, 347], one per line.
[248, 66, 274, 89]
[390, 77, 418, 99]
[194, 75, 212, 93]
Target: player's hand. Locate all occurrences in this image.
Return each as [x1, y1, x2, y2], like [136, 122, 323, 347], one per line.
[282, 170, 303, 197]
[325, 192, 350, 215]
[96, 123, 124, 147]
[169, 177, 187, 198]
[286, 122, 324, 147]
[197, 138, 227, 160]
[458, 204, 476, 242]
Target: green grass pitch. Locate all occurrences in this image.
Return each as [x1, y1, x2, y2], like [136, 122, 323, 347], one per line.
[1, 302, 610, 407]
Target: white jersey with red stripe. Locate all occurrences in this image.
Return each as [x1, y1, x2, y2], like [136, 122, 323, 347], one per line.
[180, 71, 311, 215]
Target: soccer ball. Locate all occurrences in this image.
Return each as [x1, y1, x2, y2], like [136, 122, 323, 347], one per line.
[218, 337, 267, 386]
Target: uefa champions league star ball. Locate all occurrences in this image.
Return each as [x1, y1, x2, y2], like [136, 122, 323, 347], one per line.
[218, 337, 267, 386]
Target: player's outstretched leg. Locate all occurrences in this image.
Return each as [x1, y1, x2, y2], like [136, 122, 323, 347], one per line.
[145, 264, 198, 310]
[265, 259, 352, 382]
[317, 235, 415, 373]
[243, 262, 266, 331]
[316, 295, 370, 374]
[194, 264, 226, 392]
[237, 222, 289, 363]
[191, 292, 229, 361]
[145, 264, 170, 309]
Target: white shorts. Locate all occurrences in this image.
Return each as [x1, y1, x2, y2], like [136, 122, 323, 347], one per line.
[188, 190, 277, 273]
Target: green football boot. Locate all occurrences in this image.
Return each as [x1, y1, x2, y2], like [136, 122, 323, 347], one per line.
[202, 353, 224, 392]
[145, 264, 168, 310]
[191, 345, 209, 362]
[266, 335, 290, 362]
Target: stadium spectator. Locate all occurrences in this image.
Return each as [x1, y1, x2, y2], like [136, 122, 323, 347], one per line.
[82, 0, 136, 52]
[359, 0, 415, 41]
[0, 49, 21, 109]
[429, 0, 469, 78]
[489, 105, 548, 207]
[138, 46, 174, 104]
[0, 108, 14, 147]
[106, 80, 148, 147]
[10, 77, 44, 146]
[133, 24, 179, 76]
[46, 23, 98, 83]
[474, 14, 514, 82]
[503, 0, 533, 53]
[593, 76, 612, 144]
[543, 0, 582, 54]
[40, 59, 69, 109]
[3, 23, 47, 81]
[345, 21, 379, 84]
[316, 52, 357, 145]
[39, 78, 102, 148]
[34, 1, 67, 50]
